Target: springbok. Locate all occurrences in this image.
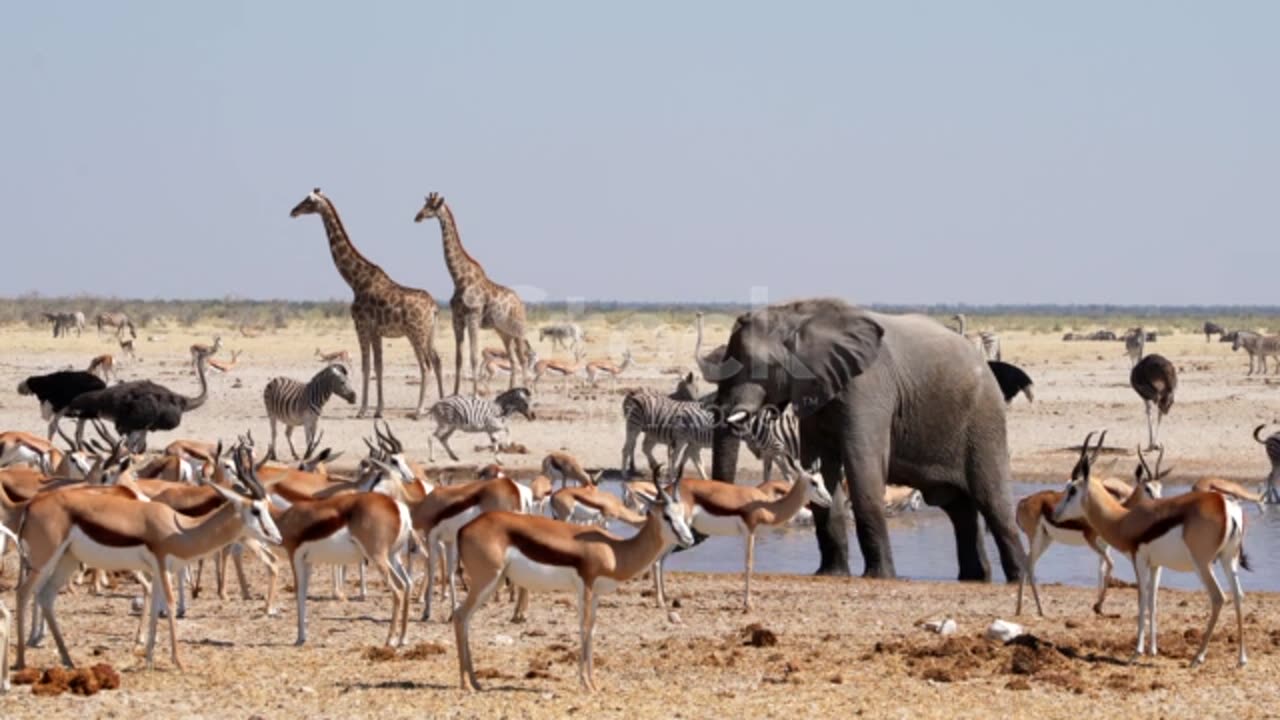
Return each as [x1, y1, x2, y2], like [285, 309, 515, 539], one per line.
[1015, 446, 1164, 616]
[655, 463, 832, 611]
[1053, 433, 1249, 667]
[411, 468, 534, 621]
[14, 447, 281, 670]
[452, 481, 694, 691]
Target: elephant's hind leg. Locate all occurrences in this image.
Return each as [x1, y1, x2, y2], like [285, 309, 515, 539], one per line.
[943, 496, 991, 581]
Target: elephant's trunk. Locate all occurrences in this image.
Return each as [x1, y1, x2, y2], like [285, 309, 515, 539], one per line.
[711, 424, 740, 485]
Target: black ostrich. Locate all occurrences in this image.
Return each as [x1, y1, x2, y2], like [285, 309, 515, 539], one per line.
[987, 361, 1034, 404]
[50, 356, 212, 450]
[1130, 353, 1177, 451]
[17, 366, 108, 420]
[1203, 321, 1225, 342]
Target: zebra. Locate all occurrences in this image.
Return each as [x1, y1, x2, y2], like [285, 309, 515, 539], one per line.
[426, 387, 535, 462]
[1233, 331, 1280, 376]
[1252, 424, 1280, 504]
[1124, 327, 1146, 367]
[96, 312, 136, 339]
[726, 404, 804, 484]
[262, 364, 358, 460]
[43, 312, 82, 338]
[620, 373, 701, 476]
[539, 322, 583, 351]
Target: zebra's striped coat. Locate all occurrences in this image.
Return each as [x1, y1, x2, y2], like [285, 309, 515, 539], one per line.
[729, 405, 806, 483]
[426, 388, 534, 462]
[620, 390, 717, 479]
[262, 364, 357, 460]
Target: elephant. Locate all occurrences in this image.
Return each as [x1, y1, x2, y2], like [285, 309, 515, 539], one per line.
[710, 298, 1025, 582]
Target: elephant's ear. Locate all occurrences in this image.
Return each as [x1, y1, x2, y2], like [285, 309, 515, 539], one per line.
[783, 312, 883, 417]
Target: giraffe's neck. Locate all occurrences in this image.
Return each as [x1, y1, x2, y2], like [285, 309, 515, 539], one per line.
[318, 199, 383, 293]
[436, 204, 484, 287]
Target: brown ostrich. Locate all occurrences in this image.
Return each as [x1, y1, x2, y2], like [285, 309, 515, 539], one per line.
[1130, 353, 1176, 451]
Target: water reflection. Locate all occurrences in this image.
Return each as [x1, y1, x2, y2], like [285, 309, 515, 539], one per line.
[658, 483, 1280, 591]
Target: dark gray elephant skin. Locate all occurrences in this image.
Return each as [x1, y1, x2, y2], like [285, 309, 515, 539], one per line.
[711, 298, 1025, 582]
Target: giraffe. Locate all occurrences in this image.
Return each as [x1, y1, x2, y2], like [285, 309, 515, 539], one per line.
[291, 188, 444, 418]
[414, 192, 532, 396]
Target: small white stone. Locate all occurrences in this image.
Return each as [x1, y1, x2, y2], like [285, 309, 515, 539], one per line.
[491, 634, 515, 646]
[923, 618, 957, 635]
[667, 610, 683, 625]
[985, 619, 1024, 643]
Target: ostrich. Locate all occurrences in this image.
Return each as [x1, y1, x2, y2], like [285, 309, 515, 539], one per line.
[1124, 327, 1146, 367]
[49, 355, 212, 451]
[1204, 321, 1225, 343]
[17, 359, 112, 420]
[987, 361, 1034, 404]
[693, 311, 730, 382]
[1130, 353, 1176, 451]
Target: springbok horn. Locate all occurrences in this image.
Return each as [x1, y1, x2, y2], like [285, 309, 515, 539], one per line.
[1077, 431, 1096, 467]
[93, 419, 118, 445]
[1089, 430, 1108, 465]
[385, 422, 404, 453]
[56, 423, 80, 452]
[1136, 445, 1152, 481]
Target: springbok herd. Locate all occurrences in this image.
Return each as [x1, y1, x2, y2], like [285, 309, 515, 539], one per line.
[0, 187, 1277, 695]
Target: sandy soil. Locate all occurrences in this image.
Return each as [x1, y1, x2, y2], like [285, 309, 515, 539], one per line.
[0, 318, 1277, 717]
[1, 571, 1277, 718]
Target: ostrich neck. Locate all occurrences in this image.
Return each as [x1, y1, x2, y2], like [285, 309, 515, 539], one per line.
[436, 205, 482, 286]
[183, 360, 210, 411]
[695, 315, 705, 357]
[318, 200, 381, 293]
[957, 316, 967, 335]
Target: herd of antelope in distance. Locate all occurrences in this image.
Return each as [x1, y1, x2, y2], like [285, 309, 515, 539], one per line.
[4, 187, 1280, 693]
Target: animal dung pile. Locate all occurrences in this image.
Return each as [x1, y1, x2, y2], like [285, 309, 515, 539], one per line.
[361, 642, 447, 662]
[11, 664, 121, 697]
[741, 623, 779, 648]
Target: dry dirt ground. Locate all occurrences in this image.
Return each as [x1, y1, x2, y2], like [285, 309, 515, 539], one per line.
[1, 318, 1278, 717]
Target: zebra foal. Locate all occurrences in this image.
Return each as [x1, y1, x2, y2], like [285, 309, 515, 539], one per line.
[262, 364, 357, 460]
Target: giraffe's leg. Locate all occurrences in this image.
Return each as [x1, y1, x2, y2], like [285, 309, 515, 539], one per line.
[429, 322, 445, 401]
[452, 311, 466, 396]
[500, 336, 516, 391]
[372, 336, 386, 418]
[356, 321, 373, 418]
[467, 317, 482, 397]
[514, 336, 530, 388]
[410, 336, 430, 419]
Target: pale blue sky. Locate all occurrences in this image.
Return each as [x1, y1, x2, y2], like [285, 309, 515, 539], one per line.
[2, 2, 1276, 305]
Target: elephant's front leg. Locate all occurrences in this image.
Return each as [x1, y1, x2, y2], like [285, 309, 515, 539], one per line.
[843, 453, 895, 579]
